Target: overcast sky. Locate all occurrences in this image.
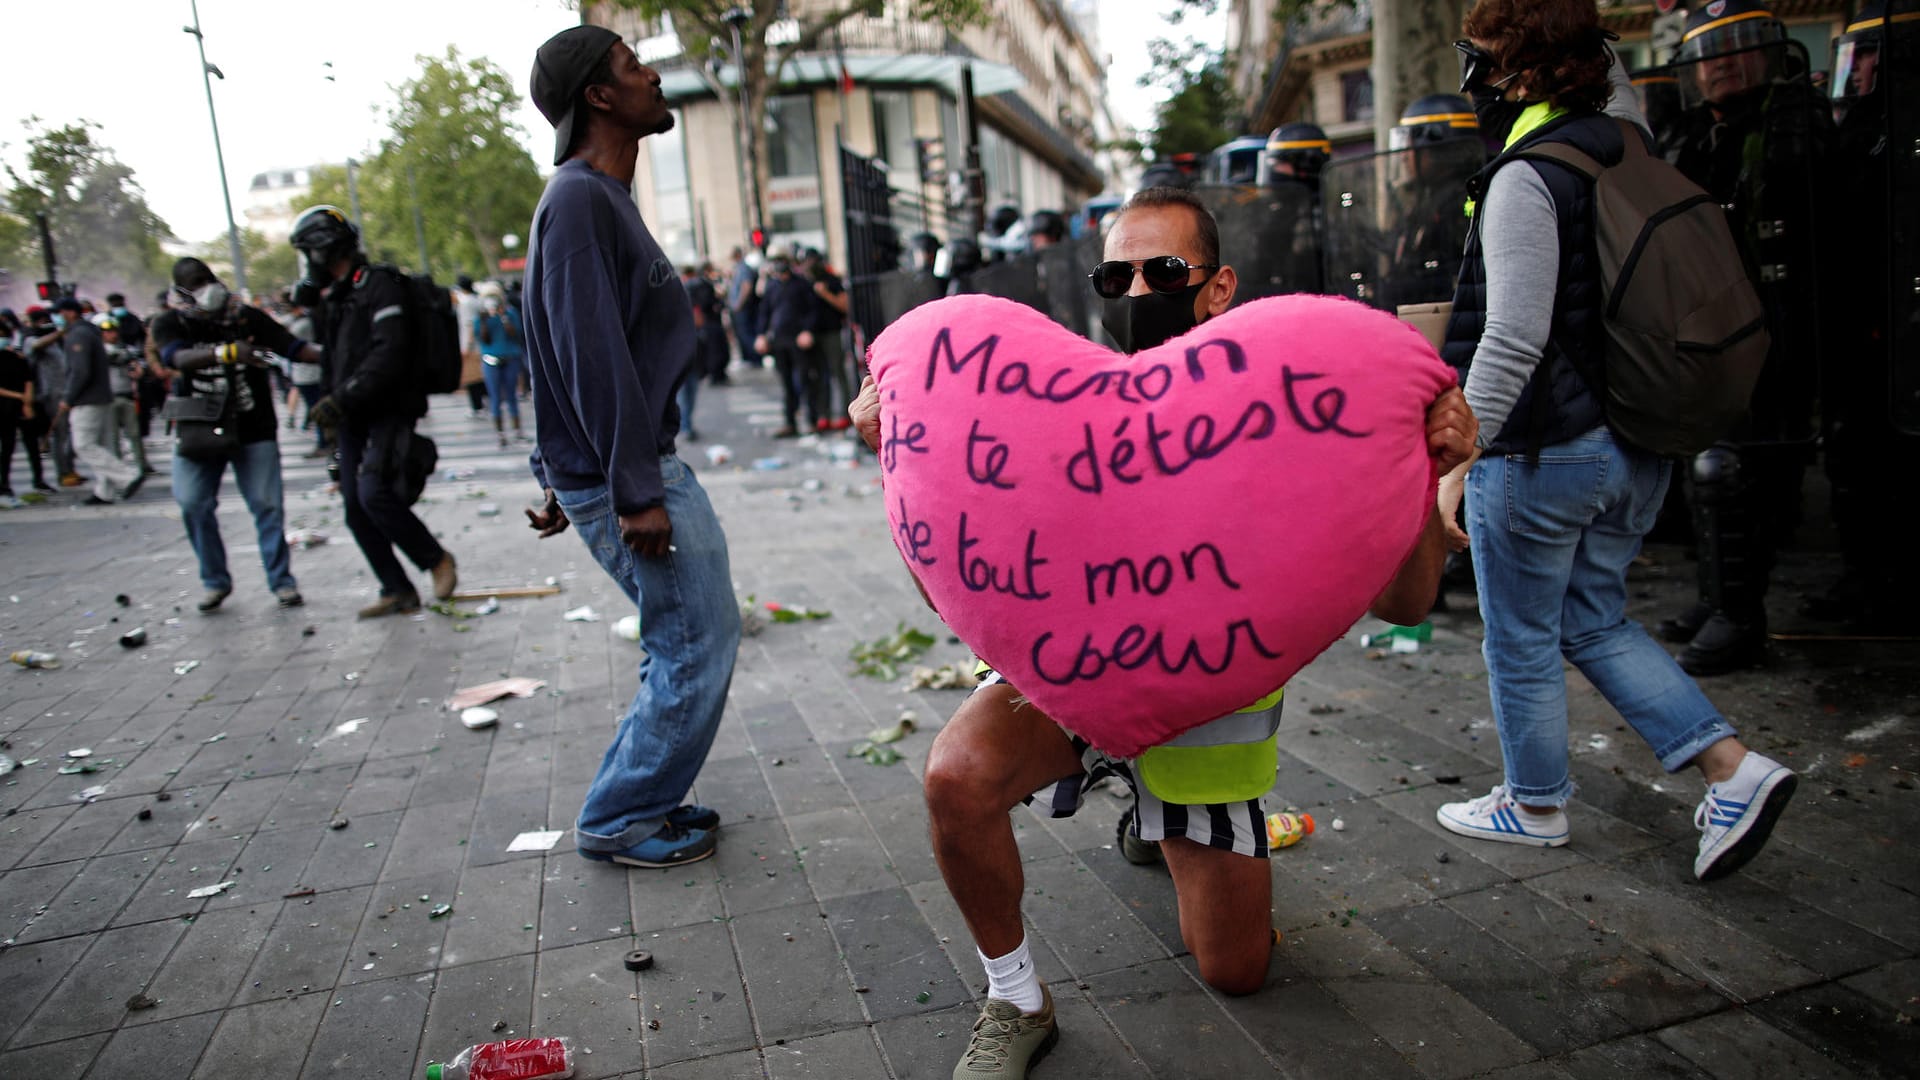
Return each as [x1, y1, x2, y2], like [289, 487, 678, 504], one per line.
[4, 0, 1217, 246]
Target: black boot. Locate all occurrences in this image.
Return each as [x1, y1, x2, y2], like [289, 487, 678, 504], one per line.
[1657, 601, 1712, 643]
[1678, 612, 1767, 676]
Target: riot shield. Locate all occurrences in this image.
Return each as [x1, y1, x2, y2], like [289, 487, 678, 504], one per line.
[1320, 137, 1483, 313]
[1194, 182, 1324, 300]
[1034, 233, 1103, 339]
[965, 254, 1046, 314]
[1889, 17, 1920, 434]
[1665, 39, 1825, 444]
[874, 270, 946, 329]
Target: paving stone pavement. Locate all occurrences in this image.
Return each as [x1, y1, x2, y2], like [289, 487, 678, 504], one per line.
[0, 364, 1915, 1079]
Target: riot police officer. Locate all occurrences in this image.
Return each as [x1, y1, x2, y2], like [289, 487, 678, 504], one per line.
[1656, 0, 1833, 673]
[290, 205, 459, 618]
[1259, 122, 1330, 191]
[1805, 0, 1919, 626]
[1383, 94, 1484, 311]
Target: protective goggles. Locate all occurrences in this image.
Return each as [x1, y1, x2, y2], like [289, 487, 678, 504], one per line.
[1454, 40, 1499, 94]
[1088, 255, 1218, 299]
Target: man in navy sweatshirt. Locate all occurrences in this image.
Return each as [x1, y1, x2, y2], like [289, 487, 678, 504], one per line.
[521, 25, 742, 869]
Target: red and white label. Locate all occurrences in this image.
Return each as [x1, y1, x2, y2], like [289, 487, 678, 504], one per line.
[465, 1039, 574, 1080]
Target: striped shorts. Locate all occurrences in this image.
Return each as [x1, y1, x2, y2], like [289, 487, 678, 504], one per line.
[980, 671, 1270, 859]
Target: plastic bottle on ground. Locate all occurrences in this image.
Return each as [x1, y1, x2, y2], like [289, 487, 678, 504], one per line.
[1266, 811, 1315, 849]
[10, 651, 59, 669]
[426, 1036, 575, 1080]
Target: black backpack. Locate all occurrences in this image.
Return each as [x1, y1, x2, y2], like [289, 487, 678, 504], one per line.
[1512, 118, 1768, 456]
[368, 265, 462, 395]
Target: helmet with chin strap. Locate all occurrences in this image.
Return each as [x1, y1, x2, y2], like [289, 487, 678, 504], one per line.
[290, 205, 361, 270]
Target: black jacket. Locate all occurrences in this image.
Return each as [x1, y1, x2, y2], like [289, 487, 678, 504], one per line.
[1443, 113, 1617, 456]
[318, 260, 425, 422]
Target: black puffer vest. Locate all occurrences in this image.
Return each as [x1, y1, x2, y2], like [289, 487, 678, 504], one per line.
[1442, 113, 1623, 456]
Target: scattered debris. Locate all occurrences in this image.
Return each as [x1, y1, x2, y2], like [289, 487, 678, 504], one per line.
[476, 503, 502, 518]
[59, 763, 100, 775]
[459, 707, 499, 730]
[906, 663, 979, 691]
[1436, 851, 1451, 864]
[765, 601, 829, 623]
[187, 880, 236, 899]
[1844, 753, 1869, 769]
[173, 660, 201, 676]
[428, 903, 453, 919]
[849, 624, 937, 681]
[705, 444, 733, 466]
[450, 584, 563, 601]
[119, 627, 147, 648]
[115, 594, 132, 607]
[1330, 818, 1346, 832]
[283, 887, 316, 898]
[1359, 621, 1432, 652]
[137, 808, 152, 821]
[473, 597, 501, 616]
[1307, 703, 1345, 716]
[10, 651, 60, 669]
[751, 456, 788, 470]
[624, 949, 653, 972]
[1435, 774, 1462, 785]
[73, 784, 109, 802]
[563, 605, 601, 623]
[126, 993, 158, 1011]
[492, 1019, 509, 1033]
[313, 718, 368, 748]
[1844, 716, 1904, 744]
[66, 748, 93, 759]
[0, 755, 16, 774]
[612, 615, 641, 643]
[287, 529, 328, 550]
[737, 596, 767, 637]
[329, 818, 350, 830]
[849, 714, 917, 766]
[506, 830, 565, 852]
[446, 678, 548, 711]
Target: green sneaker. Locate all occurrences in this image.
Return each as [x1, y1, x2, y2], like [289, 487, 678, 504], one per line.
[953, 985, 1058, 1078]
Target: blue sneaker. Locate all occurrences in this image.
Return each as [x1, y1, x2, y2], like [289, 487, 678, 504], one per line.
[579, 822, 716, 868]
[1694, 752, 1795, 881]
[1436, 785, 1570, 847]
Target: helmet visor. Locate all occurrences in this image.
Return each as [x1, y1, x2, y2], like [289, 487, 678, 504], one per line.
[1673, 38, 1792, 110]
[1830, 37, 1881, 101]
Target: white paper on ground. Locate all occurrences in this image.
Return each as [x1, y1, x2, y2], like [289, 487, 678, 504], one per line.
[506, 830, 565, 852]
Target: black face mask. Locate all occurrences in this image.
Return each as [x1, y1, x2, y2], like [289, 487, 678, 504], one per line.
[1470, 84, 1529, 148]
[1100, 283, 1206, 354]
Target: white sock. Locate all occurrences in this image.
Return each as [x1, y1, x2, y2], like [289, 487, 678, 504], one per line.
[979, 937, 1045, 1014]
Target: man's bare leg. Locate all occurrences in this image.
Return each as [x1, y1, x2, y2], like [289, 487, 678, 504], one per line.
[1159, 836, 1273, 995]
[923, 682, 1085, 958]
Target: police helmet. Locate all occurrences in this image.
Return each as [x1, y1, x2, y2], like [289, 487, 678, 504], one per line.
[1676, 0, 1785, 63]
[1830, 0, 1905, 101]
[909, 231, 941, 256]
[290, 205, 361, 266]
[986, 204, 1021, 237]
[90, 313, 118, 331]
[1027, 210, 1066, 244]
[1137, 162, 1191, 191]
[946, 237, 984, 276]
[1263, 122, 1331, 184]
[1389, 94, 1478, 151]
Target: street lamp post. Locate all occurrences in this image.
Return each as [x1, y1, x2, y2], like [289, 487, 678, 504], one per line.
[184, 0, 247, 296]
[723, 6, 768, 252]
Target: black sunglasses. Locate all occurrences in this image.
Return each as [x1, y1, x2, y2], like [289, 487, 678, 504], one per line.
[1454, 39, 1496, 94]
[1088, 255, 1219, 299]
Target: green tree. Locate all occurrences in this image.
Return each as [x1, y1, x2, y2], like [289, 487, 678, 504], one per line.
[3, 121, 174, 304]
[1140, 41, 1240, 161]
[198, 227, 301, 298]
[604, 0, 986, 245]
[299, 49, 545, 281]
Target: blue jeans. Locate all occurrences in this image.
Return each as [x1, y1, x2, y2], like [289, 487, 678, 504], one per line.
[171, 439, 296, 593]
[555, 454, 741, 851]
[481, 355, 522, 423]
[675, 373, 699, 438]
[1467, 427, 1734, 807]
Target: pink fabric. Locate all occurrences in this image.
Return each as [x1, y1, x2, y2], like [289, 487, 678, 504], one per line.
[866, 294, 1455, 757]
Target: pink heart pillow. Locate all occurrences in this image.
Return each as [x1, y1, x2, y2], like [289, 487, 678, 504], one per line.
[866, 294, 1454, 757]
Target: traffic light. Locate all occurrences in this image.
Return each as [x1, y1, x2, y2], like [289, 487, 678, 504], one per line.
[750, 228, 766, 251]
[36, 282, 60, 301]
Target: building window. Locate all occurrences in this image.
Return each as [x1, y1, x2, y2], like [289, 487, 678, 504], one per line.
[1341, 69, 1374, 124]
[648, 109, 696, 262]
[765, 95, 825, 251]
[871, 89, 917, 181]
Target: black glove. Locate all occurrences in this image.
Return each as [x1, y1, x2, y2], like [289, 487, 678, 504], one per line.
[308, 395, 343, 430]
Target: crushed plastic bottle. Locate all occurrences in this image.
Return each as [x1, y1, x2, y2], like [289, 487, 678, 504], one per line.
[611, 615, 641, 642]
[426, 1036, 575, 1080]
[10, 651, 59, 669]
[1266, 811, 1315, 849]
[1359, 621, 1432, 653]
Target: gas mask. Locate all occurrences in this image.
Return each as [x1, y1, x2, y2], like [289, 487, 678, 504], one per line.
[1099, 284, 1207, 355]
[192, 282, 229, 315]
